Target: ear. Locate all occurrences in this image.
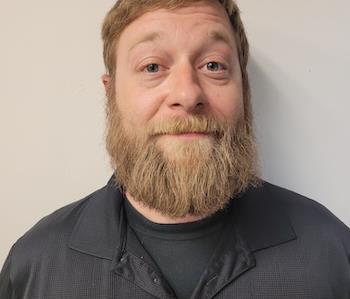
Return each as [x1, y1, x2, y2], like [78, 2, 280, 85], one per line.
[101, 74, 111, 94]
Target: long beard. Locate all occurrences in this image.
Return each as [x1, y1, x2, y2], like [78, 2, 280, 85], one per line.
[106, 100, 260, 218]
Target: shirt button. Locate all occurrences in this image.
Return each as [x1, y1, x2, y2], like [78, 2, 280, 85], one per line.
[120, 256, 127, 263]
[153, 277, 160, 284]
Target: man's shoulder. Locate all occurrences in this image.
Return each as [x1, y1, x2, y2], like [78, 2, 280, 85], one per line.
[262, 181, 350, 242]
[10, 184, 111, 267]
[232, 181, 350, 254]
[264, 182, 346, 222]
[20, 186, 107, 237]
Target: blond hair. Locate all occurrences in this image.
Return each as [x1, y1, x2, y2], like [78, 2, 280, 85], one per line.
[101, 0, 253, 132]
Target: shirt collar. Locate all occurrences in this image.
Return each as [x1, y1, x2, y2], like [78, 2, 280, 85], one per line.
[68, 176, 126, 260]
[68, 176, 296, 260]
[231, 181, 297, 252]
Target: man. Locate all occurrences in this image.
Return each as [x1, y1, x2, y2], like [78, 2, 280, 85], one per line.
[1, 0, 349, 298]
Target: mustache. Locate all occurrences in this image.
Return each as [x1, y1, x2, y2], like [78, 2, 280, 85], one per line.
[145, 115, 228, 138]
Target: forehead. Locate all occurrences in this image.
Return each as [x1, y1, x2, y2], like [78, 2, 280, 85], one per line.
[118, 1, 236, 50]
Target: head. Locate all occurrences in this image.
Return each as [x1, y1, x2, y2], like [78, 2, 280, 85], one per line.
[101, 0, 261, 218]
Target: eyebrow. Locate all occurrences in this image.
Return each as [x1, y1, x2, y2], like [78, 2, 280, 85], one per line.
[128, 29, 234, 53]
[128, 32, 162, 52]
[207, 30, 234, 50]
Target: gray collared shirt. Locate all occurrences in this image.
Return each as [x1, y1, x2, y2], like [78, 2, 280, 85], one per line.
[1, 177, 350, 298]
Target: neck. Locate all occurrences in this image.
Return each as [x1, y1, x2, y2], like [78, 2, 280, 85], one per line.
[125, 191, 204, 224]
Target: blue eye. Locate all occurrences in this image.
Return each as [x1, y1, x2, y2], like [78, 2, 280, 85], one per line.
[145, 64, 159, 73]
[206, 62, 224, 72]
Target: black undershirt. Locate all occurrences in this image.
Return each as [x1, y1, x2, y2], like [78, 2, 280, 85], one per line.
[124, 199, 227, 299]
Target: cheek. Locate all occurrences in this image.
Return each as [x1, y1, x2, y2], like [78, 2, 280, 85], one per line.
[116, 85, 163, 128]
[207, 85, 244, 123]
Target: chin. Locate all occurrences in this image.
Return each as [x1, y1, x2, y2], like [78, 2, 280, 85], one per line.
[157, 137, 214, 160]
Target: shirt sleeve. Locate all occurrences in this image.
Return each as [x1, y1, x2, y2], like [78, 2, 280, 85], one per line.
[0, 246, 16, 299]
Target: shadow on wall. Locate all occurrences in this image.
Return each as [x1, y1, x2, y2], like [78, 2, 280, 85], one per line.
[248, 51, 330, 188]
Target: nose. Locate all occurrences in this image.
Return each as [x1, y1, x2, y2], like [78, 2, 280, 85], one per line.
[166, 63, 205, 113]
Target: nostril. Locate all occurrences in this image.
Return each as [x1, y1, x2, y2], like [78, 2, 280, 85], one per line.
[168, 96, 205, 113]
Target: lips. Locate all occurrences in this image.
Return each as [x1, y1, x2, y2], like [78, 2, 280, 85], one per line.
[164, 132, 211, 139]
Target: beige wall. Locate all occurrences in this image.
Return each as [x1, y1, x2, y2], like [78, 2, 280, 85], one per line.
[1, 0, 349, 267]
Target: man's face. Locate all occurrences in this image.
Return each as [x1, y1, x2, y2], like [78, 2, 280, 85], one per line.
[114, 1, 244, 145]
[105, 1, 259, 217]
